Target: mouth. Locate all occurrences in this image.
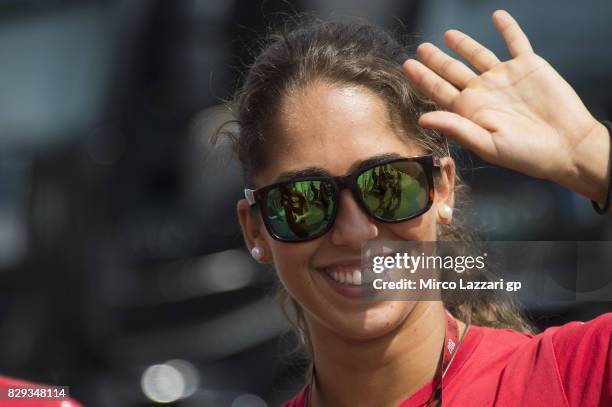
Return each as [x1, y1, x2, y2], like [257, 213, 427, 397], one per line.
[314, 261, 392, 299]
[322, 265, 364, 286]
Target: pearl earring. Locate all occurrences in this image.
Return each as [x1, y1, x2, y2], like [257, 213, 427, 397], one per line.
[439, 204, 453, 220]
[251, 246, 264, 261]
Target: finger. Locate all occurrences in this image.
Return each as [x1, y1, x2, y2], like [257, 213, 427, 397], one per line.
[403, 59, 460, 109]
[444, 30, 501, 72]
[492, 10, 533, 57]
[416, 42, 477, 89]
[418, 111, 496, 160]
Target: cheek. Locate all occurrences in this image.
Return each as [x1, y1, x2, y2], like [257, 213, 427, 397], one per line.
[387, 209, 438, 241]
[268, 241, 318, 290]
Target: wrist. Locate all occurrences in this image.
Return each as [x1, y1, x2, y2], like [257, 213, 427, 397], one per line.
[564, 119, 610, 203]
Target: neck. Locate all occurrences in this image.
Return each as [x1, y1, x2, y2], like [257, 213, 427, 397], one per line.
[308, 301, 460, 407]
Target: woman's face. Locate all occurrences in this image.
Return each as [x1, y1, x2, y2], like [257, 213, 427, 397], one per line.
[238, 81, 455, 340]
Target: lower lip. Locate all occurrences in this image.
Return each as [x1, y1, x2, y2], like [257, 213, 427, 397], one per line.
[318, 269, 365, 298]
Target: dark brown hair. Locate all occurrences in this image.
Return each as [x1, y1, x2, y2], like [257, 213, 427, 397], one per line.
[213, 14, 534, 358]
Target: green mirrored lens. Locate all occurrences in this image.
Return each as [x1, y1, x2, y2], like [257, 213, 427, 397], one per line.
[265, 180, 335, 240]
[357, 161, 429, 220]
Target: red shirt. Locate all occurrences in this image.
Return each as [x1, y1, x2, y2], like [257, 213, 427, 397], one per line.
[0, 375, 82, 407]
[283, 312, 612, 406]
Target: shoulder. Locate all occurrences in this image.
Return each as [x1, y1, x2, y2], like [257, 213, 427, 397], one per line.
[463, 323, 534, 364]
[446, 315, 612, 406]
[494, 312, 612, 406]
[547, 311, 612, 348]
[488, 312, 612, 372]
[521, 312, 612, 373]
[0, 374, 82, 407]
[474, 322, 534, 344]
[545, 312, 612, 406]
[473, 312, 612, 359]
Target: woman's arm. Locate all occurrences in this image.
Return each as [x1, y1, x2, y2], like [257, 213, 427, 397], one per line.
[403, 9, 610, 204]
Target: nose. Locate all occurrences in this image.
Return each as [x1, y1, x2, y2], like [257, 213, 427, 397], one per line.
[330, 189, 379, 250]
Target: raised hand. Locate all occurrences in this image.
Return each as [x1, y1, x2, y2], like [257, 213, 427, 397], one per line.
[403, 10, 610, 203]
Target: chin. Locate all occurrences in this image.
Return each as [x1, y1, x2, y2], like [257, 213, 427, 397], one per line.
[318, 300, 416, 341]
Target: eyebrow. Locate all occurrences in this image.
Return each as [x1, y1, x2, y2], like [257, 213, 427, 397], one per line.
[274, 153, 404, 183]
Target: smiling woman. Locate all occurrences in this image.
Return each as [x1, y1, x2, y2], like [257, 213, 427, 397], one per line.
[212, 9, 611, 407]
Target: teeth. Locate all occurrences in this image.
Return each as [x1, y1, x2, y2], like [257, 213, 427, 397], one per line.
[353, 269, 362, 285]
[324, 268, 363, 286]
[345, 272, 353, 284]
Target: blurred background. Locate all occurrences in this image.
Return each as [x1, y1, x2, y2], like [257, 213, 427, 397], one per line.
[0, 0, 611, 406]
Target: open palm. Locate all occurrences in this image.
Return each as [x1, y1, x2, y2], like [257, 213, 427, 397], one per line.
[403, 10, 608, 200]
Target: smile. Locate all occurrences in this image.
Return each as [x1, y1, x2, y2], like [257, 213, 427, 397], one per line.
[315, 260, 394, 299]
[323, 266, 363, 286]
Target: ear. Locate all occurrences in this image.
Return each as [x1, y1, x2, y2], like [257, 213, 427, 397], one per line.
[237, 199, 272, 263]
[435, 157, 456, 224]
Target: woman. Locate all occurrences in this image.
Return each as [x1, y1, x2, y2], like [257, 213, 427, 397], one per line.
[219, 9, 611, 406]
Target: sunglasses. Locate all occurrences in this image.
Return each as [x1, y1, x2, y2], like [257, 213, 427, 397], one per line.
[244, 155, 440, 242]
